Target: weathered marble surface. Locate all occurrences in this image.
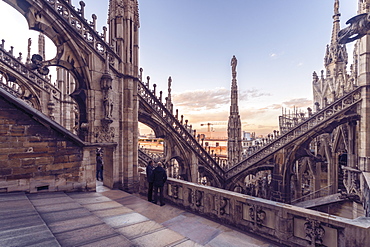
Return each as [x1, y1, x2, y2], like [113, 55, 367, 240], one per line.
[0, 182, 279, 246]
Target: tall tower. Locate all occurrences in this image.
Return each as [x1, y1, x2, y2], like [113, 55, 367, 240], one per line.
[356, 0, 370, 173]
[312, 0, 349, 108]
[227, 55, 242, 167]
[108, 0, 140, 192]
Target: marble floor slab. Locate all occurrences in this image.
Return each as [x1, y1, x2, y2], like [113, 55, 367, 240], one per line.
[0, 183, 281, 247]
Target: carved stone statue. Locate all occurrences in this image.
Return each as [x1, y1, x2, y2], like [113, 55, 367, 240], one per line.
[100, 73, 113, 120]
[338, 13, 370, 44]
[231, 55, 237, 76]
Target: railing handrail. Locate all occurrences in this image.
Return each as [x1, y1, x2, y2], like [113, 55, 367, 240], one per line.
[291, 184, 333, 204]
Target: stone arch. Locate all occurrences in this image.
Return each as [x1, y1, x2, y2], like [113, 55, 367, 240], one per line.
[3, 0, 107, 141]
[198, 164, 222, 188]
[0, 70, 41, 110]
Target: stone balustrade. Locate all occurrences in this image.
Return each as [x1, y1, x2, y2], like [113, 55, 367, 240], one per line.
[44, 0, 120, 67]
[0, 47, 61, 100]
[139, 172, 370, 247]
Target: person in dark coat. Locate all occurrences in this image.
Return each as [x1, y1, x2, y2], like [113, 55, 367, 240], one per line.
[146, 160, 154, 202]
[96, 153, 103, 181]
[152, 162, 167, 206]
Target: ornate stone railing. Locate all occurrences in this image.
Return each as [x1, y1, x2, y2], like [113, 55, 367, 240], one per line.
[138, 81, 224, 180]
[138, 148, 164, 164]
[226, 86, 363, 180]
[44, 0, 118, 60]
[139, 173, 370, 247]
[138, 148, 152, 165]
[0, 45, 61, 99]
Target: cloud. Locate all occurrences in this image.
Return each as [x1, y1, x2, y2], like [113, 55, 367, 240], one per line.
[257, 98, 312, 111]
[269, 51, 285, 60]
[172, 88, 271, 111]
[270, 53, 278, 59]
[173, 88, 229, 110]
[281, 98, 312, 108]
[171, 93, 312, 136]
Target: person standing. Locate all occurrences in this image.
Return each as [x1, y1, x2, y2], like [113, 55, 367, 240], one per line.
[152, 162, 167, 206]
[146, 160, 154, 202]
[96, 152, 103, 181]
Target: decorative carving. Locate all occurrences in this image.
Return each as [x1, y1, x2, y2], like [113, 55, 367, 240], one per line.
[26, 54, 50, 75]
[220, 197, 228, 215]
[95, 124, 115, 143]
[338, 13, 370, 44]
[101, 73, 113, 121]
[304, 219, 325, 245]
[187, 188, 193, 204]
[249, 205, 266, 227]
[195, 190, 203, 207]
[171, 185, 179, 199]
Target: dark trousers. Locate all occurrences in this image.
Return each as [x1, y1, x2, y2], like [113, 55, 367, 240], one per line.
[147, 182, 154, 201]
[96, 169, 103, 181]
[153, 185, 164, 204]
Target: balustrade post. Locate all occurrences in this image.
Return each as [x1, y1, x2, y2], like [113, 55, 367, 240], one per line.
[102, 26, 107, 42]
[146, 76, 150, 87]
[79, 1, 86, 19]
[91, 14, 97, 31]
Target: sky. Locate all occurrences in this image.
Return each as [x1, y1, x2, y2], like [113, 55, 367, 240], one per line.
[0, 0, 359, 137]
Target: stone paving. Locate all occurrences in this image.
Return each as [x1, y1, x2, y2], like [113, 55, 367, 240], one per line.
[0, 182, 282, 247]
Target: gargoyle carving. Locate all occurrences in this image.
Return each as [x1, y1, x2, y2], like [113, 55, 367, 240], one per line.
[338, 13, 370, 44]
[26, 54, 50, 75]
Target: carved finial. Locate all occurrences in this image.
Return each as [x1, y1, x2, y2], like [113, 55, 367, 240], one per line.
[17, 52, 22, 61]
[0, 39, 4, 49]
[153, 84, 157, 96]
[79, 1, 86, 19]
[312, 71, 318, 82]
[48, 89, 55, 120]
[167, 76, 172, 107]
[102, 26, 107, 42]
[146, 76, 150, 87]
[91, 14, 97, 31]
[139, 68, 143, 81]
[9, 46, 14, 56]
[38, 33, 45, 61]
[27, 38, 32, 64]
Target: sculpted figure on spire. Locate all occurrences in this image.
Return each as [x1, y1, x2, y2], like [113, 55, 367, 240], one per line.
[334, 0, 339, 15]
[231, 55, 237, 78]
